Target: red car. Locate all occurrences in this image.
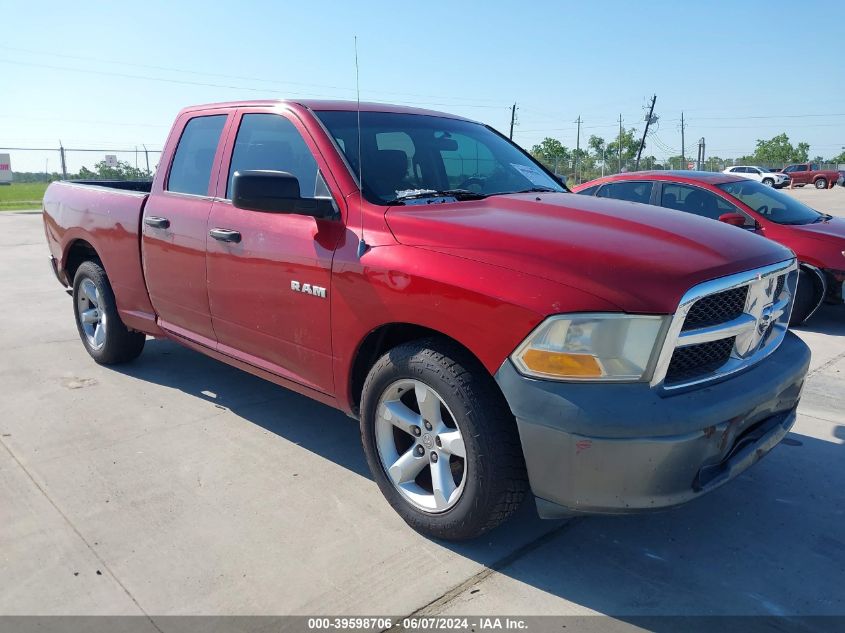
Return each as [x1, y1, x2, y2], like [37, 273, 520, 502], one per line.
[573, 171, 845, 324]
[42, 102, 809, 539]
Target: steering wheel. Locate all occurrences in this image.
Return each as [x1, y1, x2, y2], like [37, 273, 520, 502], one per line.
[456, 176, 486, 192]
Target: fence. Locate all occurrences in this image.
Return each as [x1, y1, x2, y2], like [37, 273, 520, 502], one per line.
[0, 146, 163, 182]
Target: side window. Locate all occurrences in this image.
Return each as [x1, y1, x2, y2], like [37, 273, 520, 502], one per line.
[576, 185, 600, 196]
[596, 181, 653, 204]
[167, 115, 227, 195]
[794, 165, 808, 172]
[730, 167, 743, 173]
[661, 184, 741, 221]
[227, 113, 321, 199]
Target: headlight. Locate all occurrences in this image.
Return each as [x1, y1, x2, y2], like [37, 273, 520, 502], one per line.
[511, 313, 668, 381]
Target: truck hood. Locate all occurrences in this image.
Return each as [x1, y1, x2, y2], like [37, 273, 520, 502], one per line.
[385, 193, 793, 314]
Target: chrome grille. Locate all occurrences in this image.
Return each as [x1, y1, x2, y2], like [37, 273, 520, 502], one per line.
[666, 337, 736, 383]
[652, 260, 798, 390]
[682, 286, 748, 331]
[775, 274, 785, 300]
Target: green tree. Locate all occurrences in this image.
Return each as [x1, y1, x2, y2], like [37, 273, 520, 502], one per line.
[530, 137, 570, 170]
[91, 160, 150, 180]
[587, 135, 606, 159]
[750, 133, 810, 164]
[605, 127, 640, 170]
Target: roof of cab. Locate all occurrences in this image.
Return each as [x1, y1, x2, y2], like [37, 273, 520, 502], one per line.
[178, 99, 473, 121]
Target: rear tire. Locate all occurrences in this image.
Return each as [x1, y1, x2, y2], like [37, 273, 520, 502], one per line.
[815, 178, 827, 189]
[73, 261, 145, 364]
[359, 338, 527, 540]
[790, 269, 822, 326]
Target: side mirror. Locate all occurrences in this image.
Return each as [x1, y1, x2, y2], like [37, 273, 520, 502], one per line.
[718, 212, 747, 227]
[231, 170, 334, 218]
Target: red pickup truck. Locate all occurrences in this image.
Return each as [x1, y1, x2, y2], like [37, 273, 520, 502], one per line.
[43, 100, 810, 540]
[780, 163, 839, 189]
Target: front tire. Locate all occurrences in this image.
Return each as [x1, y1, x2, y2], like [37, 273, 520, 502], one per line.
[360, 339, 527, 540]
[73, 261, 145, 364]
[762, 177, 774, 187]
[815, 178, 827, 189]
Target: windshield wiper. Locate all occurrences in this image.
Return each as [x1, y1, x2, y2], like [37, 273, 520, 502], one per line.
[488, 187, 563, 197]
[387, 189, 488, 204]
[812, 213, 833, 223]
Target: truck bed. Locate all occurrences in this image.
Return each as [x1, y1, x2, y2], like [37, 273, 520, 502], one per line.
[42, 180, 160, 334]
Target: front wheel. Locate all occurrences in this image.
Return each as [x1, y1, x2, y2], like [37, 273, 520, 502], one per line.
[762, 178, 774, 187]
[815, 178, 827, 189]
[360, 339, 527, 540]
[73, 261, 146, 364]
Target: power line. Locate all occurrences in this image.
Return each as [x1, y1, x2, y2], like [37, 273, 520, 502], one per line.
[0, 48, 508, 108]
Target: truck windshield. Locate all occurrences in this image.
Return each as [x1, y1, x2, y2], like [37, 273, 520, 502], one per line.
[717, 180, 823, 225]
[314, 110, 566, 204]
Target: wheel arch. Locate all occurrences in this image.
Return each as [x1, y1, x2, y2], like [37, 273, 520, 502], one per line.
[63, 238, 102, 284]
[348, 322, 502, 416]
[799, 262, 827, 321]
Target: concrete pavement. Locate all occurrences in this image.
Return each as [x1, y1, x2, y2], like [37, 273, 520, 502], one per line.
[0, 204, 843, 620]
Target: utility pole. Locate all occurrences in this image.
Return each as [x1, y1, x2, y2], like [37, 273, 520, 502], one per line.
[45, 158, 49, 182]
[575, 115, 582, 181]
[635, 95, 657, 170]
[509, 103, 517, 140]
[618, 114, 623, 173]
[59, 141, 67, 180]
[680, 111, 686, 169]
[143, 144, 150, 177]
[697, 137, 705, 170]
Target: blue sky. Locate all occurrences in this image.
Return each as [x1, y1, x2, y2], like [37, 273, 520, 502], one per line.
[3, 0, 843, 172]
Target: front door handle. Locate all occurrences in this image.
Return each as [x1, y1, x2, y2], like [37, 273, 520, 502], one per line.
[144, 216, 170, 229]
[209, 228, 242, 243]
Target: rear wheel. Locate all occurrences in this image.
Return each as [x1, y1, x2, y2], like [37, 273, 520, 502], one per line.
[815, 178, 827, 189]
[359, 338, 527, 540]
[73, 261, 145, 364]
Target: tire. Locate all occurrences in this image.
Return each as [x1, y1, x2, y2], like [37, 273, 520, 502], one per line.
[814, 178, 827, 189]
[359, 338, 527, 540]
[762, 178, 774, 187]
[790, 269, 822, 326]
[72, 260, 145, 364]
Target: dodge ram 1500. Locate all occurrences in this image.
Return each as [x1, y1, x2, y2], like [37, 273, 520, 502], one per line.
[43, 100, 810, 540]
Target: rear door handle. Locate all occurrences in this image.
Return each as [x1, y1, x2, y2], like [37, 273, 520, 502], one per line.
[144, 216, 170, 229]
[209, 228, 242, 243]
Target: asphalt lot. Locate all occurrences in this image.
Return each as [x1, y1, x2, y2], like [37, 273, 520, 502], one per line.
[1, 187, 844, 622]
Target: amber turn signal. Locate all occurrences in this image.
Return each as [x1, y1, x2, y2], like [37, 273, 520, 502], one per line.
[520, 350, 603, 378]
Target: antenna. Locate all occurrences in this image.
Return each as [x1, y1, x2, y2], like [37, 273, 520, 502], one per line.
[354, 36, 368, 258]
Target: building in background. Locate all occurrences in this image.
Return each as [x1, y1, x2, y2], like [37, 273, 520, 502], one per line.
[0, 153, 11, 185]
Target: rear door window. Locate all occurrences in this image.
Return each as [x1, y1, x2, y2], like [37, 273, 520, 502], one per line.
[596, 181, 654, 204]
[167, 115, 227, 196]
[660, 183, 741, 221]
